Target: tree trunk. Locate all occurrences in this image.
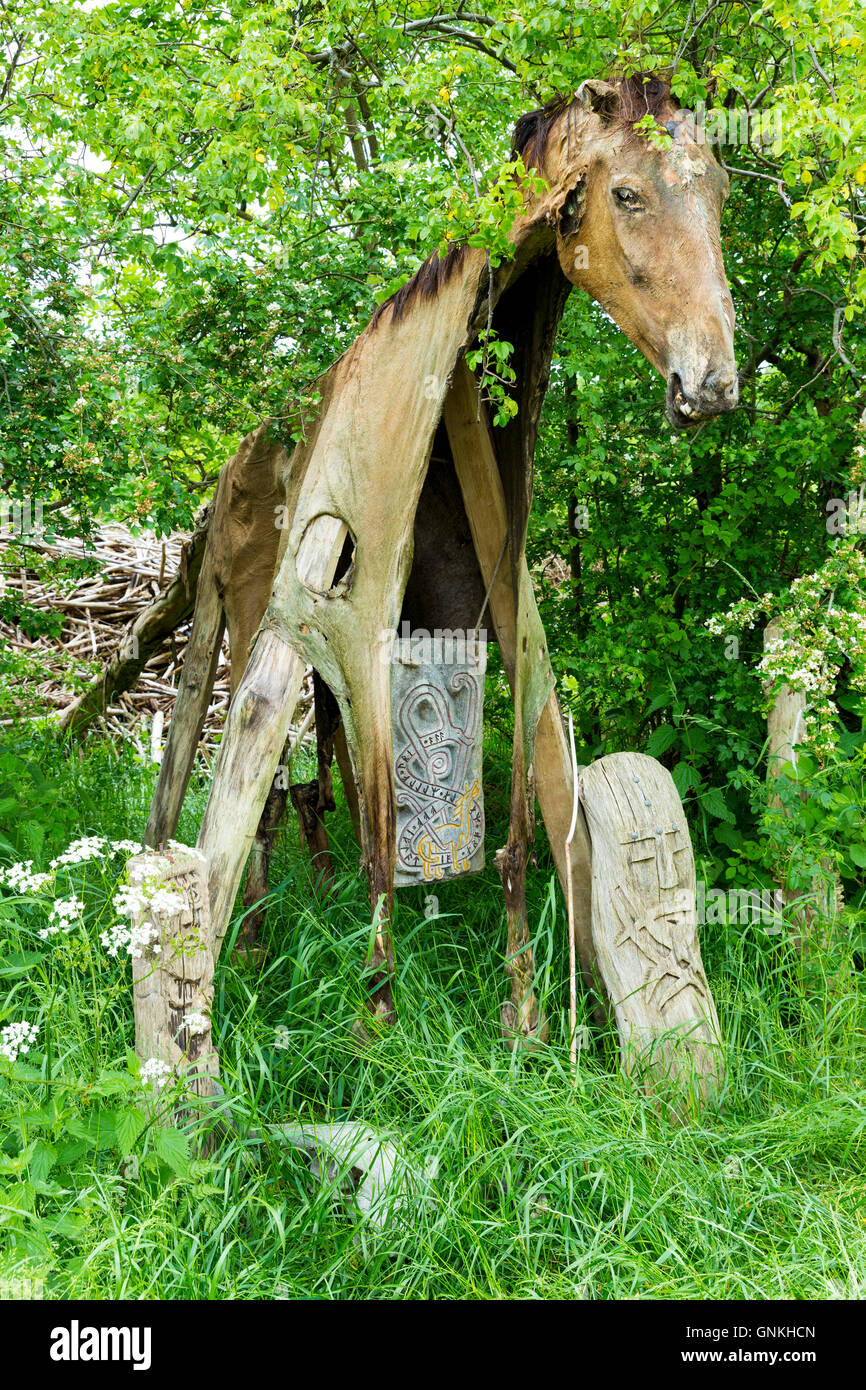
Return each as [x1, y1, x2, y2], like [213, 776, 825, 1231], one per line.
[764, 619, 845, 968]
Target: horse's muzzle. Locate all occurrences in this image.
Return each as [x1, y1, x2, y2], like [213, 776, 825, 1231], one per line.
[666, 369, 738, 429]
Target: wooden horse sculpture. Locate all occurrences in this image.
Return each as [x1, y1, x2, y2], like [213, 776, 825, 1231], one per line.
[145, 73, 737, 1057]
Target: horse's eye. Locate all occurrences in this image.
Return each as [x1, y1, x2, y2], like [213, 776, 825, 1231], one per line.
[613, 186, 642, 209]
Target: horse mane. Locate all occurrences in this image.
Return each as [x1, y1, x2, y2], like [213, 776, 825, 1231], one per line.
[370, 241, 469, 328]
[511, 73, 678, 168]
[371, 73, 675, 329]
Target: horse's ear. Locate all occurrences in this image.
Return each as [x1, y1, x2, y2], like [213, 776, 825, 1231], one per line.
[576, 79, 620, 123]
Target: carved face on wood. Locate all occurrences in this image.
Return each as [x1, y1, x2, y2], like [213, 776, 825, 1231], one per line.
[579, 752, 722, 1098]
[544, 79, 737, 429]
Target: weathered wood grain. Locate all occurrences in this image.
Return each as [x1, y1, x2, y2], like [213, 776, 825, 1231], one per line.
[130, 845, 219, 1126]
[443, 360, 596, 1040]
[579, 752, 723, 1108]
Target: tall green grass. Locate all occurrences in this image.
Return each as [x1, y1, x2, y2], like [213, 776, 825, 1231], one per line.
[0, 732, 864, 1299]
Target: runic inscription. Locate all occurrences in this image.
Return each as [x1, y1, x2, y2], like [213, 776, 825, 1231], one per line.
[392, 651, 486, 887]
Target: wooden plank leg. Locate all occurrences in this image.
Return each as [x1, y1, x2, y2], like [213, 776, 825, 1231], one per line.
[290, 780, 335, 890]
[196, 516, 348, 962]
[444, 362, 598, 1028]
[334, 723, 361, 841]
[237, 744, 292, 963]
[146, 548, 226, 848]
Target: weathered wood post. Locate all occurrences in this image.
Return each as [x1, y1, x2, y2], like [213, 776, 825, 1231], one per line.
[443, 361, 594, 1045]
[579, 753, 723, 1109]
[128, 844, 219, 1125]
[763, 619, 845, 970]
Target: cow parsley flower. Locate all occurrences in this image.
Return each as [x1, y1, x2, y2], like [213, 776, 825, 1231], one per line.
[39, 894, 85, 939]
[0, 861, 53, 893]
[105, 874, 185, 959]
[181, 1010, 209, 1037]
[100, 918, 160, 959]
[0, 1019, 39, 1064]
[49, 836, 109, 868]
[139, 1057, 174, 1089]
[110, 840, 141, 855]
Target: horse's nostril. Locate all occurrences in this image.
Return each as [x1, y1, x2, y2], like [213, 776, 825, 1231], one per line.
[701, 368, 738, 406]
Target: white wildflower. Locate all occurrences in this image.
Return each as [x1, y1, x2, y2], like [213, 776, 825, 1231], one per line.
[39, 894, 84, 939]
[181, 1010, 209, 1037]
[0, 861, 53, 893]
[100, 918, 160, 959]
[139, 1057, 174, 1089]
[0, 1019, 39, 1064]
[49, 836, 108, 868]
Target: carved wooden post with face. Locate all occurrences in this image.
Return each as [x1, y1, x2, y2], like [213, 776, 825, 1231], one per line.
[579, 753, 723, 1108]
[128, 845, 218, 1124]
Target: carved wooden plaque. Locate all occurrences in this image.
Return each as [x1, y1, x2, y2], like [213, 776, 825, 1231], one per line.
[579, 752, 723, 1106]
[391, 636, 486, 887]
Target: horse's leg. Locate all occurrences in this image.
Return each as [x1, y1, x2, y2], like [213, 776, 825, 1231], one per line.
[333, 723, 361, 839]
[146, 547, 226, 848]
[289, 779, 335, 890]
[444, 363, 563, 1045]
[238, 737, 292, 954]
[346, 718, 399, 1030]
[196, 516, 349, 963]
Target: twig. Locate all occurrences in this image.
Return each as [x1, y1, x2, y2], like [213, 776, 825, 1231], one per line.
[565, 710, 580, 1081]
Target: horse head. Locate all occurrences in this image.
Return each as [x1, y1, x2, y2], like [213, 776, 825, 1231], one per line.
[521, 75, 738, 428]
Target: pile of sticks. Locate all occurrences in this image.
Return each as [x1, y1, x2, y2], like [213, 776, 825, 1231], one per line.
[0, 523, 246, 756]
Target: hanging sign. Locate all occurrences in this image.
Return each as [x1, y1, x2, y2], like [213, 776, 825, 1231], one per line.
[391, 631, 486, 886]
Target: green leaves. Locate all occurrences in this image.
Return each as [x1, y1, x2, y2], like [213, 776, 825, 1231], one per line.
[153, 1126, 190, 1179]
[645, 724, 678, 758]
